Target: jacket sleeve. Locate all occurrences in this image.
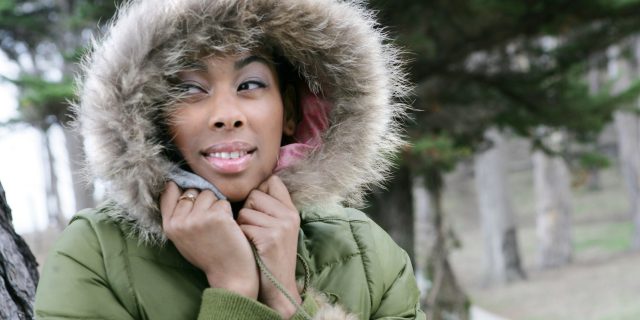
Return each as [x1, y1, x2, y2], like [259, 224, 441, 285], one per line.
[355, 212, 427, 320]
[197, 288, 281, 319]
[198, 287, 336, 320]
[34, 218, 136, 319]
[372, 250, 427, 320]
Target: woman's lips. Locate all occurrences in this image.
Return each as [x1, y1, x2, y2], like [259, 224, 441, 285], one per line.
[201, 141, 257, 174]
[204, 151, 254, 174]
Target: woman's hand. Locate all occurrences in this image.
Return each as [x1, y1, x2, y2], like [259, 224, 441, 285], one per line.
[160, 181, 259, 299]
[237, 175, 302, 318]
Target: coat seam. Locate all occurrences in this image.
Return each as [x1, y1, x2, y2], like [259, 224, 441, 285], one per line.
[75, 216, 139, 319]
[348, 220, 373, 313]
[301, 217, 367, 225]
[115, 224, 144, 319]
[35, 310, 117, 320]
[56, 251, 106, 282]
[316, 252, 361, 271]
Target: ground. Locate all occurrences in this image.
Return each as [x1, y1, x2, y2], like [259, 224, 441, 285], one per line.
[445, 157, 639, 320]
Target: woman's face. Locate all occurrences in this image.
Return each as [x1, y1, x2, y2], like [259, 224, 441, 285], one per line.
[169, 53, 291, 202]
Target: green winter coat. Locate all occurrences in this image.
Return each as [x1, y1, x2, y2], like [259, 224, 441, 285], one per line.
[34, 0, 425, 318]
[35, 202, 424, 319]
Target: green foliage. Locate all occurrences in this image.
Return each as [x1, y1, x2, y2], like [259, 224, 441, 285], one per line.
[370, 0, 640, 152]
[0, 0, 119, 128]
[10, 74, 74, 126]
[407, 134, 471, 192]
[67, 0, 119, 30]
[577, 151, 611, 170]
[0, 0, 54, 53]
[411, 135, 472, 173]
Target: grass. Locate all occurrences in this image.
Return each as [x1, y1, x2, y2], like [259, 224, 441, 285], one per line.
[598, 307, 640, 320]
[444, 148, 639, 320]
[574, 222, 633, 254]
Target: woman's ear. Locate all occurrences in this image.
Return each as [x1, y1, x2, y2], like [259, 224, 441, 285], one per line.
[282, 84, 297, 136]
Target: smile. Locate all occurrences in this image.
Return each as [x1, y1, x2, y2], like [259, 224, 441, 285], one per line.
[208, 151, 249, 159]
[201, 142, 257, 174]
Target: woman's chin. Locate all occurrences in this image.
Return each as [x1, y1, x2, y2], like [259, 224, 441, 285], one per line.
[219, 188, 251, 203]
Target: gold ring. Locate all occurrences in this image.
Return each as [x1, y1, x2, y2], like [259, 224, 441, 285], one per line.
[178, 192, 197, 203]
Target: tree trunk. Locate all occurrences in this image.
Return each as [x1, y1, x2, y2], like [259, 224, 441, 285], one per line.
[586, 168, 602, 191]
[608, 43, 640, 250]
[613, 111, 640, 249]
[53, 0, 95, 213]
[63, 126, 95, 212]
[607, 43, 640, 250]
[0, 181, 39, 320]
[473, 128, 526, 284]
[411, 174, 435, 300]
[533, 145, 573, 268]
[42, 127, 66, 229]
[422, 171, 469, 320]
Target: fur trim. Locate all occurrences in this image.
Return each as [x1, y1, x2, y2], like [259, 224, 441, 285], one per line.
[306, 290, 358, 320]
[74, 0, 409, 244]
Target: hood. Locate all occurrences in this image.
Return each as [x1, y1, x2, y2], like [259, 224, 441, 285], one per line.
[75, 0, 409, 244]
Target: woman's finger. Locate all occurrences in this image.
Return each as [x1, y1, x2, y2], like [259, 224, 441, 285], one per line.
[160, 181, 181, 222]
[192, 189, 217, 215]
[257, 175, 295, 209]
[244, 189, 289, 218]
[237, 208, 277, 228]
[238, 224, 266, 245]
[209, 199, 234, 219]
[174, 188, 199, 218]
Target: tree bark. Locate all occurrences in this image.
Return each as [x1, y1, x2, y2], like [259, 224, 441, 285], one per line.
[55, 0, 96, 213]
[533, 142, 573, 268]
[608, 44, 640, 250]
[411, 174, 435, 300]
[613, 111, 640, 249]
[63, 126, 95, 212]
[474, 128, 526, 284]
[422, 171, 469, 320]
[42, 127, 66, 229]
[0, 181, 39, 320]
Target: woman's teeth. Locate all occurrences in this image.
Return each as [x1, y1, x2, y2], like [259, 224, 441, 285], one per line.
[208, 151, 247, 159]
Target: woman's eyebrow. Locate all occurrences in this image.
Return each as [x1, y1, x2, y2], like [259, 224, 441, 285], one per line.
[234, 55, 271, 70]
[180, 60, 208, 73]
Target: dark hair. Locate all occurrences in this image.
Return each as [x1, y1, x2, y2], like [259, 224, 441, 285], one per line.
[273, 53, 301, 145]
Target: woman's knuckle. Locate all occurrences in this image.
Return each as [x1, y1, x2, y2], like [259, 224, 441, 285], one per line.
[216, 200, 232, 211]
[269, 229, 281, 241]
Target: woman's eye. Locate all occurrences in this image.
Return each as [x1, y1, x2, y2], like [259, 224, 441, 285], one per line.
[238, 81, 266, 91]
[177, 82, 207, 95]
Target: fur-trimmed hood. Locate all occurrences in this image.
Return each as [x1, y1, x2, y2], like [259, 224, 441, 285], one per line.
[75, 0, 408, 244]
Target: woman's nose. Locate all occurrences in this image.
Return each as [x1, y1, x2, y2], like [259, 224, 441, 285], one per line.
[212, 117, 244, 129]
[208, 95, 246, 130]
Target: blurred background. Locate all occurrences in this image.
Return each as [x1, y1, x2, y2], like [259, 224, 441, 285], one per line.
[1, 1, 639, 320]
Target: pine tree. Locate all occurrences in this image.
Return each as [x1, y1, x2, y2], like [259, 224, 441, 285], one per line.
[367, 0, 640, 318]
[0, 0, 120, 219]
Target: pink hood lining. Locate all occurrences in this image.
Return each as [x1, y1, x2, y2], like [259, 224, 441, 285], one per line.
[275, 88, 332, 172]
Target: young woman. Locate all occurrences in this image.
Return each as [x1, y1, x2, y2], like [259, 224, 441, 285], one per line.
[35, 0, 425, 319]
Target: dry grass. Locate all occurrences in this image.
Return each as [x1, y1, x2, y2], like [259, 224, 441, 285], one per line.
[447, 162, 640, 320]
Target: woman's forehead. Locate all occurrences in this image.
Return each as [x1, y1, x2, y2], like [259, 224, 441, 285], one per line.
[181, 50, 277, 73]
